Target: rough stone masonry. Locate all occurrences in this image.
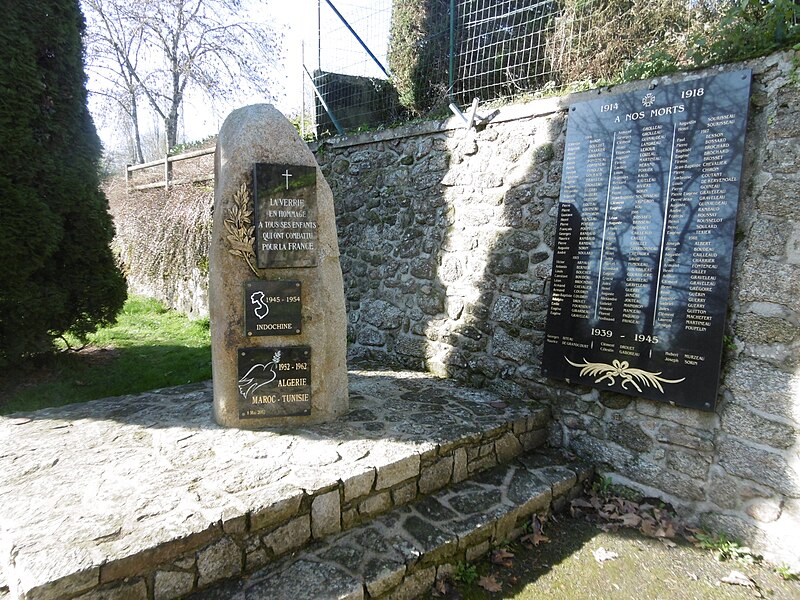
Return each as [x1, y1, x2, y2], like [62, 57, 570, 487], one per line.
[315, 51, 800, 566]
[107, 50, 800, 566]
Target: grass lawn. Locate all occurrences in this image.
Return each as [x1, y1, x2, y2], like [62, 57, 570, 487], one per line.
[0, 296, 211, 415]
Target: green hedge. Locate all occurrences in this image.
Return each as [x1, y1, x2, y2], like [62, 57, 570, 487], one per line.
[388, 0, 451, 116]
[0, 0, 126, 368]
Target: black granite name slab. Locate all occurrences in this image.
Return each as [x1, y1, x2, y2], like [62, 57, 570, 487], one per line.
[542, 69, 752, 411]
[244, 280, 302, 336]
[254, 163, 318, 268]
[237, 346, 311, 418]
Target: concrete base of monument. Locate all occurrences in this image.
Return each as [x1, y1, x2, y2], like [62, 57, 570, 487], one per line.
[0, 369, 590, 600]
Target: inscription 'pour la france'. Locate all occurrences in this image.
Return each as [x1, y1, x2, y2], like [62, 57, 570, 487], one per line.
[253, 163, 318, 268]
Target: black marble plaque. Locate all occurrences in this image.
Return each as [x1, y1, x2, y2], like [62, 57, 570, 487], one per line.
[253, 163, 318, 268]
[542, 69, 752, 411]
[244, 280, 302, 336]
[237, 346, 311, 418]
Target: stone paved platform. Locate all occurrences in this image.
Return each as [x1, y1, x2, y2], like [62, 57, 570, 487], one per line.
[189, 450, 591, 600]
[0, 369, 549, 600]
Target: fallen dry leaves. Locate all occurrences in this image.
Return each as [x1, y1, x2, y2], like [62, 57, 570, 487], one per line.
[720, 570, 755, 588]
[490, 548, 515, 568]
[433, 575, 453, 597]
[592, 546, 619, 563]
[570, 488, 692, 545]
[520, 513, 551, 548]
[719, 570, 764, 597]
[477, 574, 503, 592]
[434, 515, 553, 596]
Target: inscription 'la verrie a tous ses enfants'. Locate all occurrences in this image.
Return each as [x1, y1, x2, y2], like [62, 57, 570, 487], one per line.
[259, 197, 318, 253]
[254, 163, 318, 269]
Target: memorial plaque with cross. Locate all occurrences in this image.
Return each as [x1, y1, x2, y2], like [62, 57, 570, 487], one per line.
[253, 163, 318, 268]
[541, 69, 752, 411]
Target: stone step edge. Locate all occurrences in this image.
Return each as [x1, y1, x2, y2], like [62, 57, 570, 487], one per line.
[190, 449, 594, 600]
[8, 406, 551, 600]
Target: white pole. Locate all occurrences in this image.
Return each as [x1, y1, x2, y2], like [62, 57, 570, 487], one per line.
[301, 40, 306, 140]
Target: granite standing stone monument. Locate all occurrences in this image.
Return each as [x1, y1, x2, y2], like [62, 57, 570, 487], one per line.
[210, 104, 348, 428]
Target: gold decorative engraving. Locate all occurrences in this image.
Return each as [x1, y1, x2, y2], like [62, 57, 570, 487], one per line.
[565, 357, 685, 394]
[225, 182, 258, 277]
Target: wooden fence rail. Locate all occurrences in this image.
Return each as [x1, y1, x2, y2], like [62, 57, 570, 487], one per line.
[126, 147, 215, 191]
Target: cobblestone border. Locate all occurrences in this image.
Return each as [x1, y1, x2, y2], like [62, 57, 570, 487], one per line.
[186, 450, 593, 599]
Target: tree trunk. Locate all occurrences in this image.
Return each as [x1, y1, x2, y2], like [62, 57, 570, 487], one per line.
[131, 93, 144, 164]
[165, 109, 179, 152]
[165, 48, 182, 151]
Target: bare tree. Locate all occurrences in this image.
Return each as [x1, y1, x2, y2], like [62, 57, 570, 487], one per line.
[84, 0, 147, 162]
[83, 0, 280, 160]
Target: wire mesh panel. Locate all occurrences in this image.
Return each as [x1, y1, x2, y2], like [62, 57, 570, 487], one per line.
[455, 0, 560, 103]
[308, 0, 719, 133]
[316, 0, 393, 78]
[307, 0, 396, 135]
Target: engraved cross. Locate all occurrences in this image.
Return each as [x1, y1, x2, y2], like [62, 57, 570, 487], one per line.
[282, 169, 292, 190]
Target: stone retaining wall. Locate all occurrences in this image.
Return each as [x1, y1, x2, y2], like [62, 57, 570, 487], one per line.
[315, 51, 800, 565]
[200, 451, 591, 600]
[107, 162, 213, 321]
[90, 413, 548, 600]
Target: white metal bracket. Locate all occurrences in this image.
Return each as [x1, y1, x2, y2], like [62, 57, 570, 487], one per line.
[448, 98, 497, 129]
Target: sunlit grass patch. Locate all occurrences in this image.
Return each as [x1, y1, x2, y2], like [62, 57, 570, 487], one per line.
[1, 296, 211, 414]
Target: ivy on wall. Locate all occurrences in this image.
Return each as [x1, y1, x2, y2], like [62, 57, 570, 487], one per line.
[108, 178, 212, 318]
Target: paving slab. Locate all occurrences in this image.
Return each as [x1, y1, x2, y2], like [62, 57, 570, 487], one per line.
[188, 451, 591, 599]
[0, 369, 548, 600]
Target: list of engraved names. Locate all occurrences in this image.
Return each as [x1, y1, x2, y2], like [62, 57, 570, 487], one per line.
[542, 69, 752, 410]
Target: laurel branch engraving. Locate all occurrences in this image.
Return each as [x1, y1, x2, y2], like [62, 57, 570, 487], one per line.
[224, 182, 259, 277]
[565, 357, 685, 393]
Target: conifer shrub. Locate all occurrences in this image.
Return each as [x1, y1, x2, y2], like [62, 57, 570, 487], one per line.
[0, 0, 126, 368]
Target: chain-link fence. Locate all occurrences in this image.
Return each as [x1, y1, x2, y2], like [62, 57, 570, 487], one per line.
[305, 0, 396, 136]
[306, 0, 601, 135]
[456, 0, 561, 103]
[305, 0, 760, 136]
